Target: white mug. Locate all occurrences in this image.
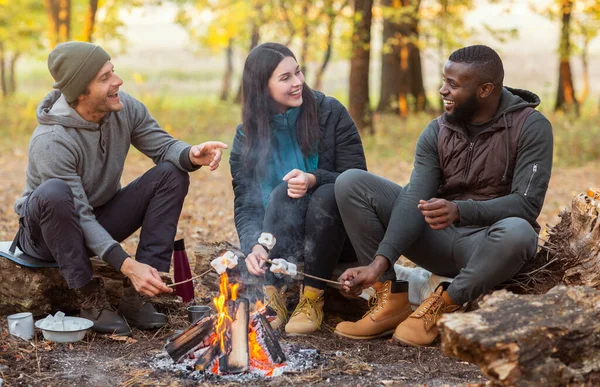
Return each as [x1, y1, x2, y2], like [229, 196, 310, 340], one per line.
[7, 312, 34, 340]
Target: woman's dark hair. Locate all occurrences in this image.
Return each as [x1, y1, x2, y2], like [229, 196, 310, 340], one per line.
[241, 42, 319, 173]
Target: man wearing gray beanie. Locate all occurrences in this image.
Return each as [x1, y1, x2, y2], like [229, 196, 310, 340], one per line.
[13, 41, 228, 336]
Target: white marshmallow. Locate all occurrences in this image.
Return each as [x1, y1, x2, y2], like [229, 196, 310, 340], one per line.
[210, 251, 239, 275]
[258, 232, 276, 251]
[269, 258, 297, 277]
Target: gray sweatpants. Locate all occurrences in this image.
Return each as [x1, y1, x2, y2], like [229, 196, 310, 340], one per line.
[334, 169, 538, 305]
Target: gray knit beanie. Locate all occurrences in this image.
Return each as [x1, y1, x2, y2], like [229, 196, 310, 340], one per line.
[48, 41, 111, 103]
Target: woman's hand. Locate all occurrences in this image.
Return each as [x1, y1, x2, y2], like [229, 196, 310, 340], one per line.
[282, 169, 316, 198]
[245, 244, 268, 276]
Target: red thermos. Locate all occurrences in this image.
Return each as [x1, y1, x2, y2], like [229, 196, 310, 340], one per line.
[173, 239, 194, 302]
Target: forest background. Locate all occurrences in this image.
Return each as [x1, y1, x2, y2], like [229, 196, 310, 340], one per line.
[0, 0, 598, 249]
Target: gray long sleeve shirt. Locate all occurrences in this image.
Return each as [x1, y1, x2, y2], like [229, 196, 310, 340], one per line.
[14, 90, 199, 270]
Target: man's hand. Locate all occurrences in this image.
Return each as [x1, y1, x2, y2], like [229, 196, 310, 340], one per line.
[282, 169, 316, 198]
[418, 198, 459, 230]
[189, 141, 228, 171]
[120, 258, 173, 297]
[245, 244, 268, 276]
[338, 255, 390, 296]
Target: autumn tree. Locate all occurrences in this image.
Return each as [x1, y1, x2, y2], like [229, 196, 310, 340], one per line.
[349, 0, 373, 134]
[0, 0, 45, 97]
[532, 0, 600, 115]
[377, 0, 428, 116]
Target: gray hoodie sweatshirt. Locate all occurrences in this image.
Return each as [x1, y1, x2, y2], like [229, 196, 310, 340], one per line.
[14, 90, 198, 269]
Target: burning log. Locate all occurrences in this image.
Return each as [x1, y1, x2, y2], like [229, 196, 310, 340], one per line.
[194, 343, 224, 372]
[165, 315, 217, 362]
[256, 313, 285, 364]
[219, 298, 250, 374]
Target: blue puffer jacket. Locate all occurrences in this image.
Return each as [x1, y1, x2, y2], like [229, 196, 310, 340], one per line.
[229, 91, 367, 254]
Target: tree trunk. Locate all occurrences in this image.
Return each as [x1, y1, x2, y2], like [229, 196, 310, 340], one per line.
[299, 1, 310, 76]
[8, 52, 19, 95]
[0, 258, 176, 317]
[235, 23, 260, 104]
[377, 0, 426, 116]
[408, 42, 428, 112]
[504, 192, 600, 295]
[45, 0, 70, 47]
[578, 35, 590, 105]
[44, 0, 60, 48]
[377, 0, 401, 113]
[58, 0, 71, 43]
[349, 0, 373, 134]
[219, 39, 233, 101]
[314, 4, 336, 91]
[81, 0, 99, 42]
[440, 285, 600, 386]
[0, 41, 7, 97]
[554, 0, 579, 116]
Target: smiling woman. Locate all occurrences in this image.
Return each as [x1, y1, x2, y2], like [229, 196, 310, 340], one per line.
[229, 42, 367, 336]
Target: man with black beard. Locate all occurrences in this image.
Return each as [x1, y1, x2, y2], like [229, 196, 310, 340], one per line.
[332, 45, 553, 346]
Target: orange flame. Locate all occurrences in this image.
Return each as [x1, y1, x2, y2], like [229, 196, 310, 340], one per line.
[213, 273, 239, 352]
[210, 273, 283, 376]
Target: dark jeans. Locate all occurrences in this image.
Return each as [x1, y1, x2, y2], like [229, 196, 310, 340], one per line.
[244, 182, 351, 290]
[17, 162, 190, 289]
[335, 169, 538, 305]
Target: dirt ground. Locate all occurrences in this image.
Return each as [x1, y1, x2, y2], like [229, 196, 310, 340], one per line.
[0, 148, 598, 386]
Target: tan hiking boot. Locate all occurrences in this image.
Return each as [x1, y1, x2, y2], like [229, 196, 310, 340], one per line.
[285, 286, 325, 335]
[393, 282, 461, 347]
[334, 280, 412, 340]
[264, 285, 288, 330]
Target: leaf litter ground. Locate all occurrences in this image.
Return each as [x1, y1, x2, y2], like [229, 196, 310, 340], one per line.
[0, 149, 598, 386]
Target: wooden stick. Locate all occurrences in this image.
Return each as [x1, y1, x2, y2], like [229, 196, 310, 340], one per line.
[261, 257, 342, 286]
[167, 268, 212, 288]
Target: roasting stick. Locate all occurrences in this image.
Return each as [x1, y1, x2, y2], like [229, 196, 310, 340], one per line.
[256, 232, 343, 287]
[259, 256, 343, 286]
[167, 268, 212, 288]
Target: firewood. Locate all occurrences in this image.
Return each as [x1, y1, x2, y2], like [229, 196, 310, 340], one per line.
[439, 285, 600, 386]
[257, 313, 285, 364]
[194, 345, 222, 372]
[219, 298, 249, 373]
[165, 315, 217, 362]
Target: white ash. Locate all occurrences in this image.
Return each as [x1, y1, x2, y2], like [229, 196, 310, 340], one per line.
[150, 343, 320, 382]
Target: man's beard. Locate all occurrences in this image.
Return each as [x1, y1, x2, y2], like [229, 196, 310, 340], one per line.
[446, 94, 480, 125]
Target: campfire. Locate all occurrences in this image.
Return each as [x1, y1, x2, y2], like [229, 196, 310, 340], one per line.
[165, 273, 286, 376]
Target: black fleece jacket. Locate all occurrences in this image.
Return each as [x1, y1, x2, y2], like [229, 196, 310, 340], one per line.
[230, 91, 367, 254]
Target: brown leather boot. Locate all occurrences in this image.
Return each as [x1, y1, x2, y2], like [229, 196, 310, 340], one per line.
[118, 281, 168, 330]
[76, 278, 132, 336]
[334, 280, 412, 340]
[264, 285, 288, 330]
[392, 282, 461, 347]
[285, 286, 325, 335]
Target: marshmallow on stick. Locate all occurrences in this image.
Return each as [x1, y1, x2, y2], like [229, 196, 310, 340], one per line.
[269, 258, 298, 277]
[210, 251, 239, 275]
[258, 232, 276, 251]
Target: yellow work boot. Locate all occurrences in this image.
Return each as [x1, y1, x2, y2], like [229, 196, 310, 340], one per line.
[285, 286, 325, 335]
[393, 282, 461, 347]
[334, 280, 412, 340]
[263, 285, 288, 330]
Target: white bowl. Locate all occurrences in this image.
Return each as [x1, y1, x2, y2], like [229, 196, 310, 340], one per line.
[35, 316, 94, 343]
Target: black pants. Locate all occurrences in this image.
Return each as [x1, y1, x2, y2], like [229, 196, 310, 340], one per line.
[256, 182, 351, 290]
[17, 162, 190, 289]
